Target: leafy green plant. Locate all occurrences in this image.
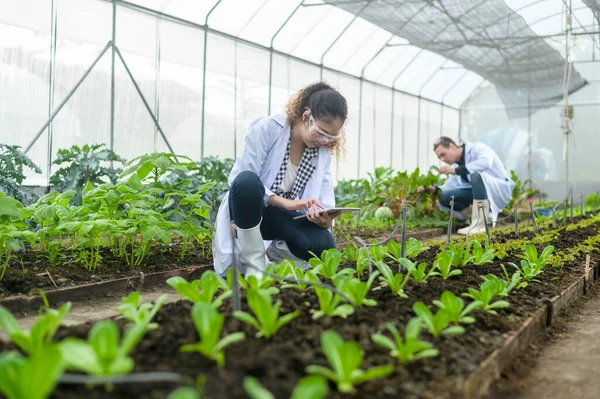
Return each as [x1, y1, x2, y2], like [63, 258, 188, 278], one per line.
[434, 251, 461, 279]
[233, 289, 299, 339]
[60, 320, 146, 376]
[516, 244, 554, 271]
[470, 240, 495, 265]
[181, 303, 245, 367]
[446, 243, 475, 267]
[309, 248, 354, 279]
[462, 280, 510, 314]
[432, 291, 480, 325]
[120, 152, 196, 187]
[0, 302, 71, 355]
[374, 261, 410, 297]
[276, 260, 318, 291]
[371, 319, 438, 365]
[0, 224, 36, 279]
[384, 238, 430, 262]
[167, 272, 231, 307]
[332, 272, 379, 307]
[400, 258, 439, 282]
[50, 144, 125, 202]
[0, 345, 64, 399]
[246, 275, 279, 296]
[0, 144, 41, 205]
[306, 330, 394, 394]
[412, 302, 465, 337]
[115, 292, 166, 329]
[312, 285, 355, 320]
[243, 375, 329, 399]
[480, 270, 525, 297]
[508, 260, 546, 283]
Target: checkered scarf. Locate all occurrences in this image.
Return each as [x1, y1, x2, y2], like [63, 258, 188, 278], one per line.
[271, 136, 318, 200]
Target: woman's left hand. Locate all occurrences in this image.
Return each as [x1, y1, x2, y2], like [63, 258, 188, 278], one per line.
[306, 205, 339, 229]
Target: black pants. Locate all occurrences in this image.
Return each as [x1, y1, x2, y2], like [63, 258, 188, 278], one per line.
[438, 172, 488, 211]
[229, 171, 335, 260]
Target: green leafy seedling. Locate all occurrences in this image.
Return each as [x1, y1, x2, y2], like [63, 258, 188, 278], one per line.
[471, 240, 495, 265]
[167, 272, 231, 307]
[434, 251, 461, 279]
[243, 375, 329, 399]
[400, 258, 439, 282]
[412, 302, 465, 337]
[181, 303, 245, 367]
[233, 289, 299, 339]
[115, 292, 166, 329]
[432, 290, 481, 325]
[332, 271, 379, 307]
[371, 319, 439, 365]
[309, 248, 354, 279]
[306, 330, 394, 393]
[312, 286, 355, 320]
[462, 280, 510, 314]
[0, 345, 64, 399]
[374, 261, 410, 297]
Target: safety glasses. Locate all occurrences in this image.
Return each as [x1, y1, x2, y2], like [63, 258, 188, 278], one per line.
[307, 112, 344, 143]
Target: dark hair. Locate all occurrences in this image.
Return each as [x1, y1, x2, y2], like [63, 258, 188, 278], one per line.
[433, 136, 458, 151]
[285, 81, 348, 125]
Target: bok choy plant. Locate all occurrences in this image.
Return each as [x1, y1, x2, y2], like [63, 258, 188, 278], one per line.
[371, 319, 438, 365]
[432, 291, 480, 325]
[412, 302, 465, 337]
[167, 272, 231, 308]
[374, 261, 410, 297]
[309, 248, 354, 279]
[332, 272, 379, 307]
[306, 330, 394, 393]
[462, 280, 510, 314]
[233, 289, 299, 339]
[181, 303, 245, 367]
[115, 292, 167, 329]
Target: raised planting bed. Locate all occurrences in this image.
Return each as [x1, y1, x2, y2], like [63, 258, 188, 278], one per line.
[3, 215, 597, 399]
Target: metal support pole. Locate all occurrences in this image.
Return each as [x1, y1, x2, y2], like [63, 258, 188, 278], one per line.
[357, 78, 363, 177]
[110, 0, 116, 153]
[400, 205, 407, 260]
[416, 97, 421, 169]
[530, 203, 538, 231]
[446, 196, 455, 247]
[390, 88, 394, 168]
[200, 0, 223, 159]
[580, 192, 583, 216]
[234, 41, 238, 159]
[515, 199, 519, 238]
[115, 47, 176, 155]
[401, 115, 405, 170]
[25, 41, 113, 153]
[47, 0, 57, 184]
[268, 1, 304, 114]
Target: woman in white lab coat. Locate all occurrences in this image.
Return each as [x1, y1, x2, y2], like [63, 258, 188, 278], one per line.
[212, 82, 347, 278]
[418, 136, 514, 235]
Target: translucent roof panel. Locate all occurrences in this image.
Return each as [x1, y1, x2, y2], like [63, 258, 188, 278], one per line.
[393, 51, 448, 95]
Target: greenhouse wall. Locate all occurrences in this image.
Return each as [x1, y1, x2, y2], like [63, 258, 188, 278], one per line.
[0, 0, 459, 187]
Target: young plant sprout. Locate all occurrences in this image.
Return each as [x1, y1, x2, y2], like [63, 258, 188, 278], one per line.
[233, 289, 299, 339]
[332, 272, 379, 307]
[371, 319, 439, 365]
[462, 280, 510, 314]
[167, 272, 231, 308]
[374, 261, 411, 297]
[400, 258, 440, 282]
[432, 291, 480, 325]
[412, 302, 466, 337]
[115, 292, 167, 330]
[311, 285, 356, 320]
[309, 248, 354, 279]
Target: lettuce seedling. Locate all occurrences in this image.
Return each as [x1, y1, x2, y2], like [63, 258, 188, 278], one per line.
[167, 272, 231, 308]
[432, 290, 481, 325]
[243, 375, 328, 399]
[471, 240, 495, 265]
[306, 330, 394, 393]
[59, 320, 145, 376]
[0, 345, 64, 399]
[385, 238, 430, 261]
[481, 267, 525, 297]
[0, 302, 71, 355]
[367, 240, 386, 262]
[312, 286, 355, 320]
[400, 258, 439, 282]
[233, 289, 299, 339]
[447, 243, 475, 267]
[279, 262, 319, 291]
[332, 272, 379, 307]
[181, 303, 245, 367]
[374, 261, 410, 297]
[517, 244, 554, 270]
[412, 302, 465, 337]
[508, 260, 546, 283]
[462, 280, 510, 314]
[115, 292, 166, 329]
[309, 248, 354, 279]
[371, 319, 439, 365]
[246, 275, 279, 295]
[434, 251, 461, 279]
[341, 243, 360, 263]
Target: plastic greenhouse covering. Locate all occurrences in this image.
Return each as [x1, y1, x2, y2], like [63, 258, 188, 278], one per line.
[1, 0, 599, 200]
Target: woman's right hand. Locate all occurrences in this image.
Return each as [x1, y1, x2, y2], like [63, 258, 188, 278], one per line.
[284, 198, 326, 212]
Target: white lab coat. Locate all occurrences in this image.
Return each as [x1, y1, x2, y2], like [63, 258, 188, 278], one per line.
[212, 114, 335, 275]
[438, 142, 514, 223]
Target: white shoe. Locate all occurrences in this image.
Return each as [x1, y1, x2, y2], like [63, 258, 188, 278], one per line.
[457, 200, 490, 236]
[266, 240, 304, 265]
[236, 219, 266, 279]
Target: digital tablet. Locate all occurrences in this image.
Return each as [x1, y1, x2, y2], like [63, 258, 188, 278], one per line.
[292, 207, 361, 220]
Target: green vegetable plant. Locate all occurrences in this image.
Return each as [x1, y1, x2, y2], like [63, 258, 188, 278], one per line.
[434, 251, 461, 279]
[167, 272, 231, 308]
[446, 243, 475, 267]
[412, 302, 465, 337]
[115, 292, 167, 329]
[374, 261, 410, 297]
[311, 285, 355, 320]
[0, 345, 64, 399]
[0, 302, 71, 355]
[470, 240, 495, 265]
[233, 290, 299, 339]
[384, 238, 430, 262]
[462, 280, 510, 314]
[246, 275, 279, 296]
[59, 320, 146, 376]
[0, 144, 41, 205]
[514, 244, 554, 281]
[371, 319, 439, 365]
[181, 303, 245, 367]
[481, 266, 526, 296]
[243, 375, 329, 399]
[306, 330, 394, 394]
[309, 248, 354, 279]
[508, 260, 545, 283]
[400, 258, 439, 282]
[432, 291, 480, 325]
[276, 260, 318, 290]
[332, 272, 379, 307]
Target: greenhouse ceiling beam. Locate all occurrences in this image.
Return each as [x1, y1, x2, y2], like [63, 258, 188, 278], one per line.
[562, 0, 598, 49]
[303, 0, 370, 6]
[200, 0, 223, 159]
[268, 0, 305, 114]
[104, 0, 456, 109]
[440, 69, 469, 137]
[235, 0, 269, 38]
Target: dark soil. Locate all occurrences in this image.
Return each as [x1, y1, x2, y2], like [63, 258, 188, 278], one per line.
[37, 221, 600, 399]
[0, 241, 213, 298]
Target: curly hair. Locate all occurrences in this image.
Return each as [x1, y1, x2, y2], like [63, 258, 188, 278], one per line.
[284, 81, 348, 160]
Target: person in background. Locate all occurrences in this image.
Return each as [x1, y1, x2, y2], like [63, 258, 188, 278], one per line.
[418, 136, 514, 235]
[212, 82, 347, 278]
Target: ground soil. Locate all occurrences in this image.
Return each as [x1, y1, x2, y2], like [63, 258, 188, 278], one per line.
[6, 220, 592, 399]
